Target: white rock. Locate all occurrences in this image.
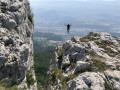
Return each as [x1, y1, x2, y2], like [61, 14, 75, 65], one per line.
[62, 55, 70, 68]
[105, 61, 116, 70]
[67, 72, 105, 90]
[117, 47, 120, 53]
[74, 61, 90, 73]
[46, 32, 120, 90]
[0, 0, 37, 89]
[71, 36, 80, 43]
[67, 78, 89, 90]
[104, 70, 120, 90]
[8, 19, 17, 29]
[88, 32, 119, 46]
[88, 41, 99, 50]
[10, 2, 22, 11]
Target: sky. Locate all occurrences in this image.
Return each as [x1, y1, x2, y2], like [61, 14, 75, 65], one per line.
[29, 0, 117, 2]
[29, 0, 119, 9]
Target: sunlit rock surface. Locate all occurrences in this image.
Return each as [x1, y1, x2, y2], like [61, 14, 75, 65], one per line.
[0, 0, 37, 89]
[45, 32, 120, 90]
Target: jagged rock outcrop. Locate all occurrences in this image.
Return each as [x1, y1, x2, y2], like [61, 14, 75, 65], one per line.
[45, 32, 120, 90]
[0, 0, 37, 89]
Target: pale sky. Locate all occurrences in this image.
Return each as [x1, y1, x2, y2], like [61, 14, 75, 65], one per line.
[29, 0, 116, 2]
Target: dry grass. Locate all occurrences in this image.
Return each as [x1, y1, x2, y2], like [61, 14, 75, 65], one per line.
[26, 70, 35, 88]
[57, 48, 63, 57]
[89, 52, 111, 72]
[80, 36, 99, 42]
[49, 68, 77, 90]
[0, 84, 19, 90]
[95, 41, 117, 57]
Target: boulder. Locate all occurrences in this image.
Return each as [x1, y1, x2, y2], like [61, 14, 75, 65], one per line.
[10, 2, 22, 11]
[105, 61, 116, 70]
[2, 15, 17, 30]
[8, 19, 17, 29]
[62, 55, 70, 69]
[71, 36, 80, 43]
[88, 32, 119, 46]
[67, 78, 89, 90]
[88, 41, 98, 50]
[74, 61, 90, 73]
[1, 0, 10, 6]
[104, 70, 120, 90]
[67, 72, 105, 90]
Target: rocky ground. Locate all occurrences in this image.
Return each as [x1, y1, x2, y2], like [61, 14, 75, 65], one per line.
[0, 0, 37, 89]
[45, 32, 120, 90]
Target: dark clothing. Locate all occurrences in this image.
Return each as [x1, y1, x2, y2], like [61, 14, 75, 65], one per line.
[66, 24, 71, 33]
[66, 24, 71, 30]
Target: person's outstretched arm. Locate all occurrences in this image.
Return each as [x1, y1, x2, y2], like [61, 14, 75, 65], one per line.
[64, 23, 67, 26]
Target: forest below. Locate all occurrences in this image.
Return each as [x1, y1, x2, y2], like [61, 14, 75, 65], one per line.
[33, 32, 64, 90]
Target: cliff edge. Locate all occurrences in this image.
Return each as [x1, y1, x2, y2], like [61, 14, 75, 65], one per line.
[0, 0, 37, 89]
[46, 32, 120, 90]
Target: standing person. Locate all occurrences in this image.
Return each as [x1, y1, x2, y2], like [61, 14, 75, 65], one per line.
[65, 24, 72, 33]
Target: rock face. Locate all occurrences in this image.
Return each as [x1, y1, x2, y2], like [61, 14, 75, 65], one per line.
[0, 0, 37, 89]
[67, 72, 105, 90]
[45, 32, 120, 90]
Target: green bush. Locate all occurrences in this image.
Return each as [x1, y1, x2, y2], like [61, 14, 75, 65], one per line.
[104, 79, 112, 90]
[49, 68, 77, 90]
[49, 68, 63, 85]
[26, 70, 35, 88]
[28, 15, 34, 24]
[33, 44, 55, 89]
[37, 82, 43, 90]
[70, 61, 76, 68]
[1, 6, 6, 13]
[0, 84, 18, 90]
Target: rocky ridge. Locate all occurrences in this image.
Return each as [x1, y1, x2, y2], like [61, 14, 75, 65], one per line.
[45, 32, 120, 90]
[0, 0, 37, 89]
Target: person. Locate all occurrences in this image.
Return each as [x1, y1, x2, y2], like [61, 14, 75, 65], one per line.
[65, 24, 72, 33]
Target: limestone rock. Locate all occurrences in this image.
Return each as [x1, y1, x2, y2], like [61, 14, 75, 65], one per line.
[62, 55, 70, 68]
[104, 70, 120, 90]
[74, 61, 90, 73]
[10, 2, 22, 11]
[67, 72, 105, 90]
[45, 32, 120, 90]
[71, 36, 80, 43]
[0, 0, 37, 89]
[88, 32, 119, 46]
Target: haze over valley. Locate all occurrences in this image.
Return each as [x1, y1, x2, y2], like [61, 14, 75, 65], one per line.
[30, 0, 120, 37]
